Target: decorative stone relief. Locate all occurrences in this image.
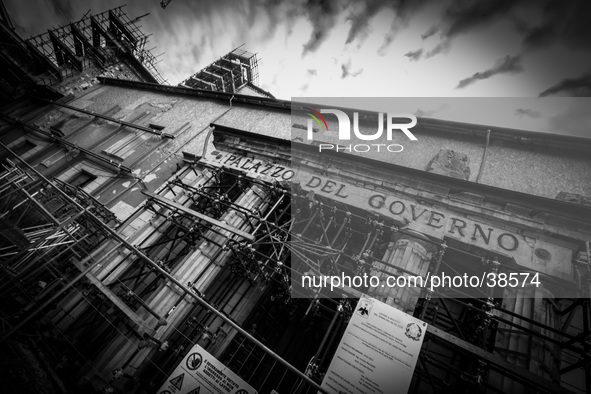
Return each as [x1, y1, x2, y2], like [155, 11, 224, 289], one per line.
[555, 191, 591, 207]
[34, 109, 64, 129]
[426, 148, 471, 180]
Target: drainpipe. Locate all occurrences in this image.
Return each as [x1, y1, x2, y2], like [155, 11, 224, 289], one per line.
[476, 129, 490, 183]
[201, 95, 234, 159]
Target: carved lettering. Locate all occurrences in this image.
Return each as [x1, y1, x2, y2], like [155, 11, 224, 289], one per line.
[369, 194, 385, 209]
[427, 211, 445, 229]
[498, 233, 519, 251]
[410, 205, 428, 221]
[321, 180, 337, 193]
[471, 224, 493, 245]
[240, 158, 252, 169]
[449, 218, 467, 237]
[282, 170, 295, 180]
[249, 162, 261, 173]
[306, 176, 322, 188]
[335, 184, 349, 198]
[389, 201, 405, 215]
[260, 163, 273, 175]
[271, 166, 284, 177]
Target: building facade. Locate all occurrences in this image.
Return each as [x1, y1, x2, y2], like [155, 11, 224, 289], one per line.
[1, 6, 591, 394]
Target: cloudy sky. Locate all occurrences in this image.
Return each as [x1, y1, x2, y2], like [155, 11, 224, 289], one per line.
[4, 0, 591, 136]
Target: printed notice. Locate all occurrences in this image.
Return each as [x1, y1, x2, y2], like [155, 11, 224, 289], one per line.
[157, 344, 257, 394]
[320, 296, 427, 394]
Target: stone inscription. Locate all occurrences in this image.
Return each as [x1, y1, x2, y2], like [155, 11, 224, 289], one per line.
[210, 152, 572, 264]
[302, 175, 519, 253]
[220, 154, 295, 180]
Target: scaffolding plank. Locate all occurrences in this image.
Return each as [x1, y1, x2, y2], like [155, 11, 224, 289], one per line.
[142, 190, 255, 242]
[72, 258, 156, 336]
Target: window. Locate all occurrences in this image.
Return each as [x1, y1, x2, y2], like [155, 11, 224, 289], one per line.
[0, 139, 36, 167]
[102, 123, 166, 162]
[102, 131, 139, 161]
[12, 140, 36, 156]
[67, 170, 97, 189]
[102, 130, 152, 161]
[41, 150, 66, 168]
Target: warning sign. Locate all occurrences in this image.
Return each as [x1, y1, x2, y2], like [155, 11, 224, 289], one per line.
[156, 344, 257, 394]
[170, 374, 184, 390]
[186, 353, 203, 370]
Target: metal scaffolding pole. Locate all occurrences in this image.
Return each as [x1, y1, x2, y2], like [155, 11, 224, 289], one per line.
[0, 144, 329, 393]
[33, 97, 175, 139]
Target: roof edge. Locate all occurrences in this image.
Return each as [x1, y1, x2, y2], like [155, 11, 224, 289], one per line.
[97, 77, 591, 151]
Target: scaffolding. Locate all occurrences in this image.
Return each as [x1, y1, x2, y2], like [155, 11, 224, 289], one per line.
[0, 145, 117, 333]
[0, 153, 115, 272]
[179, 46, 260, 93]
[23, 6, 165, 85]
[0, 141, 323, 392]
[0, 124, 590, 393]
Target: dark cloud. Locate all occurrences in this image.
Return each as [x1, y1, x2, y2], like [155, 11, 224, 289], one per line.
[377, 0, 428, 55]
[421, 26, 438, 40]
[378, 31, 396, 56]
[539, 71, 591, 97]
[403, 0, 591, 64]
[5, 0, 591, 101]
[404, 49, 423, 62]
[456, 55, 523, 89]
[302, 0, 341, 56]
[340, 62, 348, 78]
[508, 13, 532, 36]
[390, 1, 515, 62]
[437, 0, 591, 57]
[307, 69, 317, 76]
[444, 0, 516, 38]
[515, 108, 542, 119]
[341, 60, 363, 79]
[425, 40, 451, 58]
[345, 0, 385, 45]
[415, 0, 516, 60]
[522, 0, 591, 52]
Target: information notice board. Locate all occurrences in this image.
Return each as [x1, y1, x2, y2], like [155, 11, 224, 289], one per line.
[156, 343, 257, 394]
[320, 296, 427, 394]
